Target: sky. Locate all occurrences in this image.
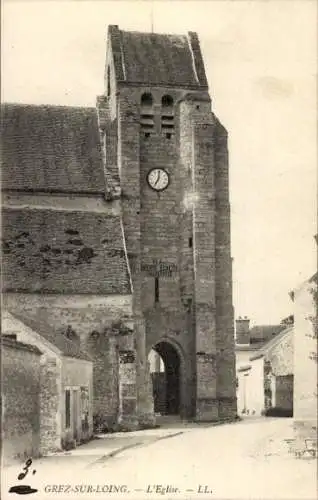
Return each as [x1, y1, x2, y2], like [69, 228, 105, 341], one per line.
[2, 0, 317, 325]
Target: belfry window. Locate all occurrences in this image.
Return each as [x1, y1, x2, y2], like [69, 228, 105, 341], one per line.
[155, 276, 159, 303]
[107, 66, 111, 97]
[65, 390, 71, 428]
[140, 93, 154, 133]
[162, 95, 173, 108]
[161, 95, 174, 136]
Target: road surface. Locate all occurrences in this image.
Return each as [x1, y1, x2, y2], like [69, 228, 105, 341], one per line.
[2, 417, 316, 500]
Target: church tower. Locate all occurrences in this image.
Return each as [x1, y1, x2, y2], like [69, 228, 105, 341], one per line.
[97, 25, 237, 422]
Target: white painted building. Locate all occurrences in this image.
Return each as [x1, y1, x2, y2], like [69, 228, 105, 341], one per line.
[292, 272, 317, 440]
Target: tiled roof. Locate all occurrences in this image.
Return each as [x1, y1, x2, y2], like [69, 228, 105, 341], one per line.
[249, 326, 293, 361]
[249, 324, 285, 343]
[109, 26, 208, 88]
[7, 310, 92, 362]
[1, 103, 105, 193]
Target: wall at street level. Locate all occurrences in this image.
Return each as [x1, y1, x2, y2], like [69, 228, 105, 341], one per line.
[1, 337, 41, 464]
[293, 275, 317, 440]
[3, 293, 133, 428]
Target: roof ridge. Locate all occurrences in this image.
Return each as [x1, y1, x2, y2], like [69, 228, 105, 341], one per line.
[119, 28, 188, 37]
[1, 102, 96, 111]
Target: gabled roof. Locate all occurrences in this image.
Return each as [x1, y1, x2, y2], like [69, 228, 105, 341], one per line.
[108, 25, 208, 89]
[249, 324, 285, 343]
[250, 326, 293, 362]
[235, 344, 261, 352]
[7, 310, 92, 362]
[1, 103, 105, 194]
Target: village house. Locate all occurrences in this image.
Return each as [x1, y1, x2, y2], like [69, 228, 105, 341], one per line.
[235, 317, 293, 416]
[291, 267, 317, 443]
[2, 310, 94, 462]
[235, 316, 285, 371]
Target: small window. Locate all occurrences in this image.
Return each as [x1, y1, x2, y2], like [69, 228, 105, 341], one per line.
[107, 67, 111, 97]
[141, 93, 153, 107]
[162, 95, 174, 108]
[65, 390, 71, 428]
[189, 237, 193, 248]
[145, 132, 150, 138]
[155, 277, 159, 303]
[161, 95, 174, 134]
[141, 93, 154, 131]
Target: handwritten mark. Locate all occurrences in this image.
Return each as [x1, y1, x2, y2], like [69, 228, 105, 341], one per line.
[9, 459, 38, 495]
[9, 485, 38, 495]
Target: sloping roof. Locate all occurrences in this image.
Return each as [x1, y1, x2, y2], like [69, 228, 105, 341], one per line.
[250, 326, 293, 361]
[249, 324, 285, 343]
[109, 26, 208, 88]
[1, 103, 105, 193]
[1, 335, 42, 355]
[7, 310, 92, 362]
[235, 344, 261, 352]
[237, 364, 252, 373]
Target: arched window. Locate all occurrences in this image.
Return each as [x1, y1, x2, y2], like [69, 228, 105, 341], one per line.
[161, 95, 174, 138]
[107, 66, 111, 97]
[141, 92, 153, 107]
[161, 95, 174, 108]
[140, 93, 154, 135]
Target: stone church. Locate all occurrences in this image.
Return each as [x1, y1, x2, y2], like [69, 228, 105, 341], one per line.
[1, 25, 237, 431]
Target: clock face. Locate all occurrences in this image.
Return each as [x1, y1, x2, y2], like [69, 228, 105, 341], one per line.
[147, 168, 169, 191]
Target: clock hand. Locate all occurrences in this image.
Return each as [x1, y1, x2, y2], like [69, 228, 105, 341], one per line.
[154, 171, 161, 186]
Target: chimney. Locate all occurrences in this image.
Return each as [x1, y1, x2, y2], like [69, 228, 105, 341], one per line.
[236, 316, 250, 345]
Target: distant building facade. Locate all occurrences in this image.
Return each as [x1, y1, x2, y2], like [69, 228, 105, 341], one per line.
[235, 318, 293, 416]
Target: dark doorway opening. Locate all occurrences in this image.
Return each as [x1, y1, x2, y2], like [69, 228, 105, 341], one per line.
[149, 341, 181, 416]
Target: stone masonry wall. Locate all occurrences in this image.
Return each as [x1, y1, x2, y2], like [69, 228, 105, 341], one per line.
[214, 118, 237, 416]
[39, 356, 62, 455]
[86, 333, 119, 428]
[114, 83, 236, 421]
[1, 339, 41, 465]
[117, 87, 154, 425]
[268, 329, 293, 376]
[2, 208, 129, 295]
[179, 97, 218, 420]
[3, 293, 133, 428]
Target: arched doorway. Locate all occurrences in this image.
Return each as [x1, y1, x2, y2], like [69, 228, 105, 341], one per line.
[148, 341, 181, 416]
